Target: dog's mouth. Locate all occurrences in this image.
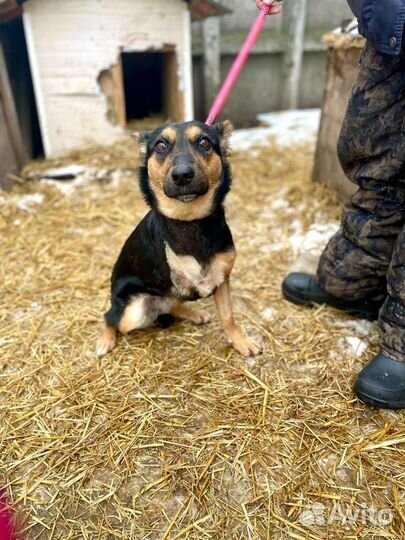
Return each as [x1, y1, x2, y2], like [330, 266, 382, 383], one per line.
[176, 193, 200, 203]
[164, 181, 208, 203]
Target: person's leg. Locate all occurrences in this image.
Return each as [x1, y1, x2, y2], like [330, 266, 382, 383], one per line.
[282, 41, 405, 407]
[379, 225, 405, 362]
[354, 227, 405, 408]
[317, 42, 405, 301]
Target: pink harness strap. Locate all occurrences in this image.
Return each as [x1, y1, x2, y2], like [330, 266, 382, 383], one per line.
[205, 3, 276, 126]
[0, 492, 18, 540]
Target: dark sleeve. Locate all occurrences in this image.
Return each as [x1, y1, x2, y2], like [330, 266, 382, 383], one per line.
[347, 0, 405, 56]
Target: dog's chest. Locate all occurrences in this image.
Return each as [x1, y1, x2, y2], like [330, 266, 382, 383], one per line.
[165, 243, 230, 300]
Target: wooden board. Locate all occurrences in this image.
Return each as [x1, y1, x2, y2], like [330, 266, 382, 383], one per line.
[0, 41, 27, 189]
[0, 101, 18, 190]
[164, 49, 184, 122]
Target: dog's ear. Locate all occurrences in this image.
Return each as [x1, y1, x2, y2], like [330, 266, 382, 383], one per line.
[131, 131, 152, 163]
[215, 120, 233, 159]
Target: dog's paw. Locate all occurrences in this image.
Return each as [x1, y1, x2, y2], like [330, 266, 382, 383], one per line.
[227, 328, 262, 357]
[96, 327, 117, 357]
[189, 309, 212, 325]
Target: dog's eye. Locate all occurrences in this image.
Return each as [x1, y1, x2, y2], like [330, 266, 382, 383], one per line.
[199, 137, 212, 150]
[155, 141, 168, 153]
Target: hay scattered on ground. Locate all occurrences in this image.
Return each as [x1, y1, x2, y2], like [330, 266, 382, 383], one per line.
[1, 137, 405, 540]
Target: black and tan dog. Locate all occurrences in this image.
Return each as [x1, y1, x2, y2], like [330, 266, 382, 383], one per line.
[97, 120, 261, 358]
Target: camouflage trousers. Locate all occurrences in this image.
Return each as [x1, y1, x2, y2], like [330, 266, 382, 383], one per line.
[317, 41, 405, 362]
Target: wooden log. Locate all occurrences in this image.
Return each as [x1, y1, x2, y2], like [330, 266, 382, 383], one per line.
[312, 31, 365, 203]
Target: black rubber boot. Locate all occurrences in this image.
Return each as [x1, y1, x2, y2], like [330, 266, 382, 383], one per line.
[282, 273, 383, 321]
[355, 352, 405, 409]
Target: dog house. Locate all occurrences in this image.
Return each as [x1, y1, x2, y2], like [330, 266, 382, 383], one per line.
[14, 0, 228, 158]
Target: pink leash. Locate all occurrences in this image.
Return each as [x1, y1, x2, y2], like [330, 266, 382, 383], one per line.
[205, 3, 277, 126]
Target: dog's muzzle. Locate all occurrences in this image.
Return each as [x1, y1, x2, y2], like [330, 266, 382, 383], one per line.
[164, 166, 208, 203]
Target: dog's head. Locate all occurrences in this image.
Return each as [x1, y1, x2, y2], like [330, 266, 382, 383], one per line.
[133, 120, 233, 221]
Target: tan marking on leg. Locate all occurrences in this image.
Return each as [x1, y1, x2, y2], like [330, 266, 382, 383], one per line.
[211, 250, 236, 279]
[118, 295, 176, 334]
[161, 127, 177, 144]
[214, 280, 261, 357]
[186, 125, 202, 142]
[118, 295, 153, 334]
[171, 303, 211, 325]
[96, 325, 117, 357]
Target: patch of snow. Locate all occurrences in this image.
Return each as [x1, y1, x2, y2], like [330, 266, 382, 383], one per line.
[290, 219, 303, 234]
[41, 170, 96, 195]
[336, 467, 354, 485]
[16, 193, 44, 213]
[289, 222, 340, 273]
[231, 109, 321, 152]
[262, 308, 275, 321]
[331, 19, 360, 37]
[289, 223, 339, 255]
[41, 179, 78, 196]
[40, 167, 124, 195]
[261, 242, 284, 253]
[110, 169, 124, 188]
[270, 199, 290, 211]
[41, 164, 85, 180]
[333, 319, 377, 336]
[345, 337, 368, 357]
[246, 357, 257, 368]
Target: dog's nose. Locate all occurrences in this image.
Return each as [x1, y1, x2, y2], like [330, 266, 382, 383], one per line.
[172, 165, 195, 186]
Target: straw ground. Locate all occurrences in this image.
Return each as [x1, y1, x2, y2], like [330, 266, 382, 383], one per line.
[1, 138, 405, 539]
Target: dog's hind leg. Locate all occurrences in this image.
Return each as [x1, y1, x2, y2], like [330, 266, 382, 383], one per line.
[97, 294, 155, 357]
[97, 325, 118, 357]
[171, 303, 211, 325]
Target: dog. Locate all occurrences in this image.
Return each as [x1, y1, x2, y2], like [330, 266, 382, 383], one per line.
[96, 120, 261, 358]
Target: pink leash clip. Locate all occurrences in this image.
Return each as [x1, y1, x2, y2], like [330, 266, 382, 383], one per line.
[205, 3, 277, 126]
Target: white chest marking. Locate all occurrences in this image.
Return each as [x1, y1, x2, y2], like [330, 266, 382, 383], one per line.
[165, 243, 228, 299]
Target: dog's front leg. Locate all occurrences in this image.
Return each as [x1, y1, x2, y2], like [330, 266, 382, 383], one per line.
[214, 280, 261, 357]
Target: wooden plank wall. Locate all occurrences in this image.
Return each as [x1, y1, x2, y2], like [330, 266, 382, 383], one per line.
[0, 41, 27, 190]
[24, 0, 193, 158]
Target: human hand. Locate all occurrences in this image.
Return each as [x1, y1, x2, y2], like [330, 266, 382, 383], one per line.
[256, 0, 282, 14]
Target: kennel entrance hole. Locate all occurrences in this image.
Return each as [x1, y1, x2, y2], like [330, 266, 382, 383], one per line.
[120, 49, 183, 128]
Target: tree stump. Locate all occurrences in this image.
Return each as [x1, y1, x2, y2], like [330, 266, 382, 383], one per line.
[312, 29, 365, 203]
